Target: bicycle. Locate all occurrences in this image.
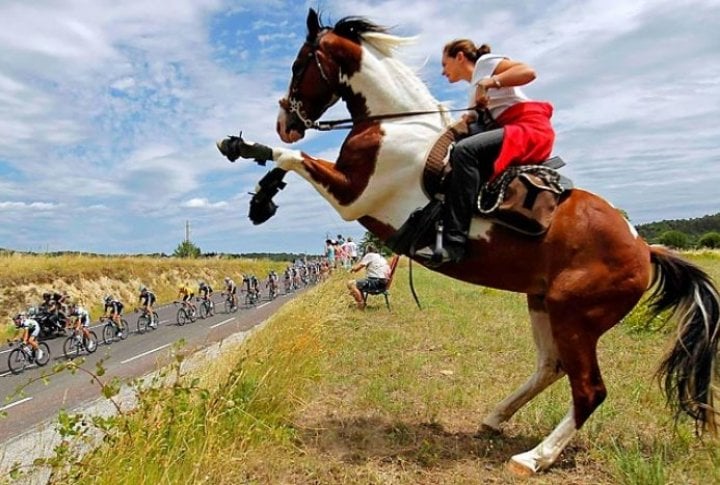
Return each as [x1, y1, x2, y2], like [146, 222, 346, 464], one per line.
[63, 327, 98, 360]
[100, 315, 129, 344]
[222, 292, 238, 314]
[175, 300, 197, 326]
[244, 288, 260, 307]
[198, 296, 214, 319]
[7, 340, 51, 374]
[136, 308, 159, 334]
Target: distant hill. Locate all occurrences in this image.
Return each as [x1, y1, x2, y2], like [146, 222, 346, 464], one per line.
[636, 212, 720, 242]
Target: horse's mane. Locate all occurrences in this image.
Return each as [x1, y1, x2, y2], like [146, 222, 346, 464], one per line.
[331, 16, 415, 57]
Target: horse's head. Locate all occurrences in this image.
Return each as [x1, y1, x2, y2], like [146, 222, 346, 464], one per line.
[277, 9, 386, 143]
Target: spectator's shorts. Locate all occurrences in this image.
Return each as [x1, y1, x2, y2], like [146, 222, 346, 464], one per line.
[357, 277, 388, 293]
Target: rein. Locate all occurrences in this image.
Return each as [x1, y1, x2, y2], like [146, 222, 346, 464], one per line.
[311, 107, 471, 131]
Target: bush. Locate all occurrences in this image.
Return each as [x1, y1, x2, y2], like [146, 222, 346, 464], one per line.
[657, 230, 690, 249]
[698, 232, 720, 249]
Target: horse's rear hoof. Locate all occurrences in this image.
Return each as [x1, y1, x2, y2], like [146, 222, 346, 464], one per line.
[506, 457, 536, 477]
[474, 423, 502, 438]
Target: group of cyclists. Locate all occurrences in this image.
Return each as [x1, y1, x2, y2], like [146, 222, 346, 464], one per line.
[11, 264, 326, 364]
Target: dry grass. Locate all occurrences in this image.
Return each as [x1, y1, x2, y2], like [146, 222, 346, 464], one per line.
[53, 252, 720, 484]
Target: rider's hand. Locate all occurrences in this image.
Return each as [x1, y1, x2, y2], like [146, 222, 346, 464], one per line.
[473, 82, 489, 109]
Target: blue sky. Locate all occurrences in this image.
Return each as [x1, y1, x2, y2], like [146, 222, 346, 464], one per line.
[0, 0, 718, 254]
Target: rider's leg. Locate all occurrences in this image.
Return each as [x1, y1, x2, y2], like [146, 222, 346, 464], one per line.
[418, 129, 503, 263]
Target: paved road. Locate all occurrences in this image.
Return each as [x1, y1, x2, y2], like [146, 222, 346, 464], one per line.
[0, 288, 299, 443]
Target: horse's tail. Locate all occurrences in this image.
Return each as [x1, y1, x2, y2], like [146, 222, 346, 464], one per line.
[649, 245, 720, 435]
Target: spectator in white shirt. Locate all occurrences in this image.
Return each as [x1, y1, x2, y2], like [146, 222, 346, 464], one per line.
[346, 244, 391, 310]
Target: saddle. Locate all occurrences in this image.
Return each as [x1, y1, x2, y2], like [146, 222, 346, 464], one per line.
[386, 121, 573, 256]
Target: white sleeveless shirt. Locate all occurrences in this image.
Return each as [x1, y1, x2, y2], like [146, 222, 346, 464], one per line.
[469, 54, 530, 119]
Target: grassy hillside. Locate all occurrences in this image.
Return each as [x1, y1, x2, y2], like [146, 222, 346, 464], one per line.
[0, 254, 286, 340]
[29, 251, 720, 483]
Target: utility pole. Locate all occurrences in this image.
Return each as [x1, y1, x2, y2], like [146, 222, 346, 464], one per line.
[185, 220, 191, 243]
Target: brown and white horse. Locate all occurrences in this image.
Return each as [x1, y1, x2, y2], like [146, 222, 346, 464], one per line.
[218, 9, 720, 475]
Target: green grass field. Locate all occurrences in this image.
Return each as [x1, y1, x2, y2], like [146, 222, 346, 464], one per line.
[20, 251, 720, 484]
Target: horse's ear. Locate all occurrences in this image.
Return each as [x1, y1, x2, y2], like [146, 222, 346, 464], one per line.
[307, 8, 320, 41]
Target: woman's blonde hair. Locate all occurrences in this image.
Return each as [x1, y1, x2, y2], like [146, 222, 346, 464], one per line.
[443, 39, 491, 63]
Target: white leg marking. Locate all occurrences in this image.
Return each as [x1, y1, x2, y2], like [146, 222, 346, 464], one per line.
[510, 408, 577, 473]
[482, 303, 563, 430]
[273, 148, 304, 172]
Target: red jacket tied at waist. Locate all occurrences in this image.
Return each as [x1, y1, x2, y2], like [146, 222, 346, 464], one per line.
[491, 101, 555, 179]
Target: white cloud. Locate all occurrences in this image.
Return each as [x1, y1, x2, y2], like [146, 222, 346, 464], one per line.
[182, 198, 229, 209]
[0, 201, 59, 210]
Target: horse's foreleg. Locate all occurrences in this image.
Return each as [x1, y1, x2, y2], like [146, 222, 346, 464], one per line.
[482, 295, 564, 432]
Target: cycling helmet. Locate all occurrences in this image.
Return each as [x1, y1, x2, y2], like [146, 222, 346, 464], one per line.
[104, 295, 113, 304]
[198, 281, 206, 288]
[224, 277, 230, 282]
[42, 292, 51, 299]
[139, 285, 147, 293]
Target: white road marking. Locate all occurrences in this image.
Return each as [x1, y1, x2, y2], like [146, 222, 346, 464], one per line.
[120, 343, 172, 364]
[0, 371, 12, 378]
[0, 396, 33, 411]
[0, 348, 11, 355]
[257, 302, 269, 309]
[210, 318, 234, 329]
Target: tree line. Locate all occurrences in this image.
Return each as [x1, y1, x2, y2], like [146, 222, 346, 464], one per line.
[635, 212, 720, 249]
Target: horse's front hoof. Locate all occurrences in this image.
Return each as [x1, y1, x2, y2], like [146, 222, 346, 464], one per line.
[506, 457, 536, 477]
[216, 138, 240, 162]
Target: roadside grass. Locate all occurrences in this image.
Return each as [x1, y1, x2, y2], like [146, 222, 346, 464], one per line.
[0, 254, 285, 341]
[49, 252, 720, 484]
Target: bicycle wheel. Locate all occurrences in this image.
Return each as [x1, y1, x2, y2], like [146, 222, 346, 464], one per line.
[137, 315, 148, 334]
[103, 322, 115, 345]
[84, 331, 98, 353]
[119, 319, 129, 340]
[35, 342, 51, 366]
[8, 348, 27, 374]
[199, 301, 208, 319]
[64, 336, 81, 359]
[177, 308, 188, 326]
[224, 299, 231, 314]
[151, 312, 159, 330]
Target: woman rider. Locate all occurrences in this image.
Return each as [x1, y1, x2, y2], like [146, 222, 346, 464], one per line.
[417, 40, 555, 264]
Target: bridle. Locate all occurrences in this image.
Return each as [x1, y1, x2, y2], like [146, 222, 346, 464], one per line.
[281, 31, 339, 130]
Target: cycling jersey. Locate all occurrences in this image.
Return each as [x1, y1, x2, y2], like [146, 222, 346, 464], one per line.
[72, 306, 91, 327]
[105, 300, 124, 315]
[140, 291, 156, 306]
[20, 318, 41, 338]
[199, 285, 213, 297]
[225, 281, 236, 294]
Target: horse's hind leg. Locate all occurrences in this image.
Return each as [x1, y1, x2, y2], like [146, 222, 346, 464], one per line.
[482, 295, 565, 431]
[508, 313, 607, 475]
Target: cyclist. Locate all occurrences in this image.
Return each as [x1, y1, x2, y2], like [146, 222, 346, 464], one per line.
[103, 295, 125, 338]
[266, 270, 279, 298]
[198, 281, 214, 316]
[69, 302, 95, 348]
[139, 286, 157, 328]
[224, 277, 238, 310]
[13, 312, 43, 361]
[177, 283, 196, 316]
[243, 274, 260, 302]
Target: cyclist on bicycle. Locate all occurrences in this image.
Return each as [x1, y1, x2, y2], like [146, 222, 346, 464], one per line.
[69, 302, 94, 345]
[242, 274, 260, 301]
[198, 281, 214, 315]
[177, 283, 196, 316]
[139, 286, 157, 328]
[224, 277, 238, 309]
[266, 271, 279, 297]
[14, 312, 44, 360]
[103, 295, 125, 338]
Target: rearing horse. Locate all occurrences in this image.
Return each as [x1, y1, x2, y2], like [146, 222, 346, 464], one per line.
[218, 9, 720, 475]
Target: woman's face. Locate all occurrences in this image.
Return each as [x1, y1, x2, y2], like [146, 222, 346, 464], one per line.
[441, 52, 464, 83]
